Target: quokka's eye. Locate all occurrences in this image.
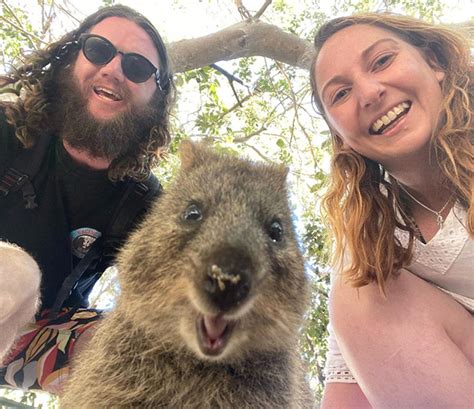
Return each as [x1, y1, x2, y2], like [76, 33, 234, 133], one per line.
[183, 203, 203, 221]
[268, 220, 283, 242]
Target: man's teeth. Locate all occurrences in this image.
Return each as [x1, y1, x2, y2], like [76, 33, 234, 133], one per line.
[371, 102, 410, 134]
[94, 86, 121, 101]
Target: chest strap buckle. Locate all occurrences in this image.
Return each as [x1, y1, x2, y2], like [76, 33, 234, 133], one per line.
[0, 167, 38, 209]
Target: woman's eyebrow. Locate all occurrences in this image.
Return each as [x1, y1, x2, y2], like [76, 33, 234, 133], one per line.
[360, 38, 399, 60]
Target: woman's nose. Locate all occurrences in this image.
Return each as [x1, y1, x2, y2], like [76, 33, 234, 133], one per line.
[356, 78, 386, 109]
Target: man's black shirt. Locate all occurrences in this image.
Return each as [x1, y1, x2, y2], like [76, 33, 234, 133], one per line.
[0, 110, 158, 309]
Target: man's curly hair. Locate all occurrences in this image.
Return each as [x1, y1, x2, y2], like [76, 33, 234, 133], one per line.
[0, 5, 175, 182]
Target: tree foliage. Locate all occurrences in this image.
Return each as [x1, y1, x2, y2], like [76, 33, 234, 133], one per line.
[0, 0, 467, 405]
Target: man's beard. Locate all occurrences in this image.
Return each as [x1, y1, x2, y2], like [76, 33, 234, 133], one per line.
[53, 68, 161, 162]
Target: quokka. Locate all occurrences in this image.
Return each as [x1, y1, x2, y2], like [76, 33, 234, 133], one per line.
[62, 141, 314, 408]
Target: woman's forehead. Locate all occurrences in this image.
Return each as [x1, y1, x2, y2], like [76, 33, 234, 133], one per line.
[314, 24, 404, 90]
[317, 24, 403, 65]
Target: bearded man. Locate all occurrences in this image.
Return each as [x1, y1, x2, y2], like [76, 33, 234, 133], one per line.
[0, 5, 174, 394]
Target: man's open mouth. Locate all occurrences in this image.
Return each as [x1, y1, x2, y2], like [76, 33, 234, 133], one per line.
[93, 85, 123, 102]
[369, 101, 411, 135]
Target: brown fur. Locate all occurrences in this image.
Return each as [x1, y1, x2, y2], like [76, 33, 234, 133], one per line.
[61, 141, 314, 408]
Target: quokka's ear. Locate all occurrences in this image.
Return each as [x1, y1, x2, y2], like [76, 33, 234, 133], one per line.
[179, 140, 211, 172]
[270, 163, 289, 190]
[279, 164, 289, 179]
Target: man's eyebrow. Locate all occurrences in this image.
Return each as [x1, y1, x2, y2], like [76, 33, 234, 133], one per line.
[320, 38, 399, 101]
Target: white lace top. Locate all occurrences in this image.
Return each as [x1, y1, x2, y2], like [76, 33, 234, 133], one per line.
[324, 205, 473, 383]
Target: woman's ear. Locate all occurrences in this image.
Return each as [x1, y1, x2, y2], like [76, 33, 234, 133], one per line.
[329, 127, 346, 149]
[424, 49, 446, 84]
[434, 68, 446, 83]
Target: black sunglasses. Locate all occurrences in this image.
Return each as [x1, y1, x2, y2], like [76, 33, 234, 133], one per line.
[78, 34, 160, 85]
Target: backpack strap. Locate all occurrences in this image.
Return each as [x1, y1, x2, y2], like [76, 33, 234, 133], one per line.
[49, 174, 162, 317]
[106, 175, 161, 241]
[0, 134, 53, 209]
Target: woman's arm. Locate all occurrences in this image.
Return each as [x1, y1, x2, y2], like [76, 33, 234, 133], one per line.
[329, 269, 474, 408]
[321, 382, 372, 409]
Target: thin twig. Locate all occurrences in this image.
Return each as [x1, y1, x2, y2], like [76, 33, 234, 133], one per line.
[41, 0, 56, 37]
[2, 0, 24, 28]
[0, 15, 46, 48]
[234, 123, 267, 143]
[219, 93, 253, 119]
[56, 1, 81, 24]
[273, 60, 320, 172]
[243, 142, 273, 162]
[304, 333, 325, 386]
[210, 63, 249, 106]
[254, 0, 272, 19]
[234, 0, 252, 20]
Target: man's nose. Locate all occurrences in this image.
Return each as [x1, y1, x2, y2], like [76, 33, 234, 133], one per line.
[99, 54, 125, 83]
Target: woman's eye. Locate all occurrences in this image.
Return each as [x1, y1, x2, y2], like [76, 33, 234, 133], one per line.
[373, 54, 393, 70]
[332, 88, 350, 104]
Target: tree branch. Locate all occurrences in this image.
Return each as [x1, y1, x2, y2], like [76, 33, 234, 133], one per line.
[168, 20, 314, 73]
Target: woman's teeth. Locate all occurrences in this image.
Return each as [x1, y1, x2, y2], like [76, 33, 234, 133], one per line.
[370, 102, 410, 134]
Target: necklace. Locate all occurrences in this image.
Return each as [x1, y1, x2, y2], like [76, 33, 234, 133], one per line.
[397, 182, 453, 229]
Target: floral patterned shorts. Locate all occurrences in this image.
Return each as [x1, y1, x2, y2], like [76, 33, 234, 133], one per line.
[0, 307, 103, 394]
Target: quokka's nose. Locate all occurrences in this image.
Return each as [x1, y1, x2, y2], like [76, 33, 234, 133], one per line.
[203, 249, 252, 311]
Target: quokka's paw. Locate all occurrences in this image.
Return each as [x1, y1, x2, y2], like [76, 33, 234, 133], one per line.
[0, 242, 41, 318]
[0, 242, 41, 359]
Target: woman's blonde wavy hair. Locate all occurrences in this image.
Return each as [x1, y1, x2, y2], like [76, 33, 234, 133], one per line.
[309, 13, 473, 292]
[0, 5, 175, 182]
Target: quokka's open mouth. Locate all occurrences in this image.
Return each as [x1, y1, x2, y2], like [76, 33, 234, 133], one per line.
[196, 314, 236, 357]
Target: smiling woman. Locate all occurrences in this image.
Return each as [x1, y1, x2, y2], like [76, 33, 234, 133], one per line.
[309, 12, 473, 409]
[313, 23, 447, 173]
